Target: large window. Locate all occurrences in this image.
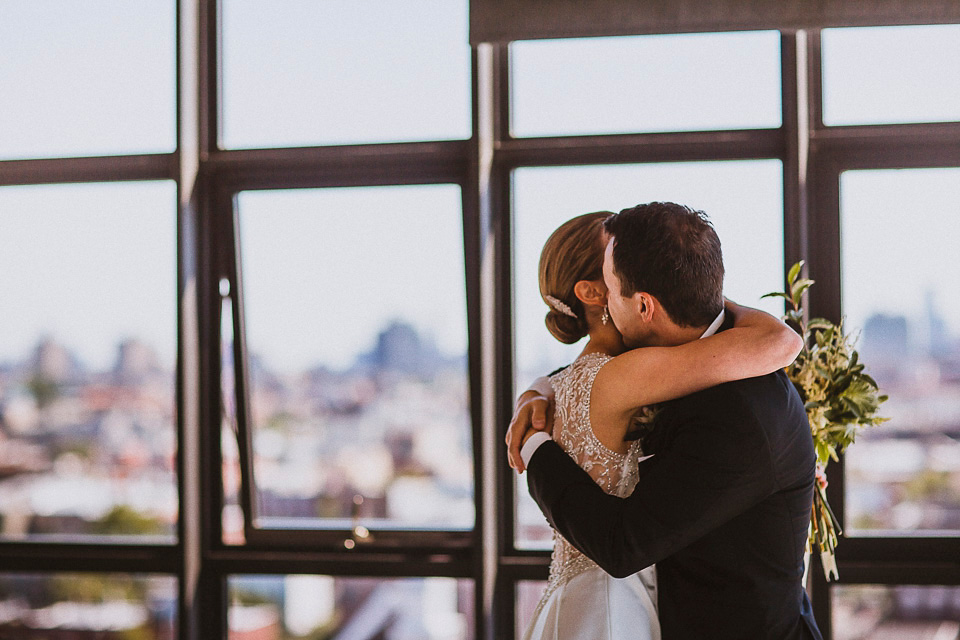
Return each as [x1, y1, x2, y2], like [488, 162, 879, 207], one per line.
[227, 575, 474, 639]
[821, 25, 960, 126]
[0, 573, 177, 638]
[832, 585, 960, 639]
[236, 186, 472, 531]
[840, 168, 960, 535]
[0, 1, 176, 160]
[0, 182, 178, 542]
[511, 31, 782, 137]
[220, 0, 470, 148]
[2, 2, 958, 638]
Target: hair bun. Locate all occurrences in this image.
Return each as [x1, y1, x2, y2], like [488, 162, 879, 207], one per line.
[545, 310, 587, 344]
[538, 211, 611, 345]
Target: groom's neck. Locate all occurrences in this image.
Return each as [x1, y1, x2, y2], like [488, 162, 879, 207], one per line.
[652, 322, 710, 347]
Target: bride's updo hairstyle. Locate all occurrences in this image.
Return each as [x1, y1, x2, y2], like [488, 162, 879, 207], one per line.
[538, 211, 613, 344]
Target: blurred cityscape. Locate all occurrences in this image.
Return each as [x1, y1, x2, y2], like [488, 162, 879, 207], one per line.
[0, 574, 176, 640]
[831, 585, 960, 640]
[0, 336, 177, 541]
[0, 319, 473, 637]
[845, 293, 960, 533]
[240, 319, 474, 532]
[227, 576, 473, 640]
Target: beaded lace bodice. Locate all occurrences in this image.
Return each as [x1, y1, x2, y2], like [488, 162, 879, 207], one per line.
[535, 352, 646, 613]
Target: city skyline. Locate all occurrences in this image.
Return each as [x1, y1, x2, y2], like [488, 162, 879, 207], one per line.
[4, 293, 958, 377]
[0, 317, 466, 378]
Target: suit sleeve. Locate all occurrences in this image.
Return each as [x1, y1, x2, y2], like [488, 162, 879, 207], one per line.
[526, 390, 777, 578]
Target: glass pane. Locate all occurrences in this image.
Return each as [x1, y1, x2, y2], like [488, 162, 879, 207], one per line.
[220, 287, 245, 546]
[512, 161, 784, 547]
[841, 168, 960, 534]
[228, 575, 474, 639]
[511, 31, 781, 137]
[0, 0, 176, 160]
[0, 182, 178, 542]
[515, 471, 554, 550]
[238, 186, 472, 530]
[222, 0, 470, 149]
[833, 585, 960, 640]
[0, 573, 177, 638]
[822, 25, 960, 126]
[515, 580, 548, 639]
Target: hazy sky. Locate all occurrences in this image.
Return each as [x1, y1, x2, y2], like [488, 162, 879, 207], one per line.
[2, 3, 958, 376]
[0, 1, 176, 158]
[221, 0, 470, 147]
[511, 31, 782, 136]
[238, 185, 467, 372]
[0, 182, 177, 370]
[840, 168, 960, 334]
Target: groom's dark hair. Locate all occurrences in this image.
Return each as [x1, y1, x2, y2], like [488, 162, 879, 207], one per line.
[603, 202, 724, 328]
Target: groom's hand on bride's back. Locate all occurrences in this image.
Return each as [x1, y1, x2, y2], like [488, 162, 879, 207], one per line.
[506, 387, 554, 473]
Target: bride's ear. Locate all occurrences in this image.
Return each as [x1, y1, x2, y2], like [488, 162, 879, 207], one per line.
[573, 279, 607, 309]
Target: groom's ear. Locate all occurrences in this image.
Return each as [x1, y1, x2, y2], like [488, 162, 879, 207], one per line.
[633, 292, 656, 322]
[573, 279, 606, 308]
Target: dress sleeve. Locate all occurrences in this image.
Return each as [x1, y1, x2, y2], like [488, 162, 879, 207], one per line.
[525, 387, 777, 578]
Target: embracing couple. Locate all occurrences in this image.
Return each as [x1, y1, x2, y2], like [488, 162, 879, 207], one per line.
[507, 202, 824, 639]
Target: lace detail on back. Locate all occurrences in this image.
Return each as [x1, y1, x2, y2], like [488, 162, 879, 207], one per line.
[552, 353, 641, 495]
[532, 352, 646, 619]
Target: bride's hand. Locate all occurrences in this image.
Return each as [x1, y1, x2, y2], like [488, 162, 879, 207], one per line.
[506, 385, 554, 473]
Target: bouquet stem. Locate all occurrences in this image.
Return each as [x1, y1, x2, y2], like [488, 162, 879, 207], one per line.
[810, 483, 840, 581]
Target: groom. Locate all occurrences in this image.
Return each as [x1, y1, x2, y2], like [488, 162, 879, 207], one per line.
[509, 202, 823, 639]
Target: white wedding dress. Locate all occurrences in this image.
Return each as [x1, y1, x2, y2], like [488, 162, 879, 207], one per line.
[522, 352, 661, 640]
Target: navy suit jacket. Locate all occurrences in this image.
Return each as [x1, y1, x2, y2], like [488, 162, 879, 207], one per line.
[527, 351, 824, 639]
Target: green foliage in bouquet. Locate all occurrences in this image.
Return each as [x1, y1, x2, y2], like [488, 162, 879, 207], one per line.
[763, 261, 888, 581]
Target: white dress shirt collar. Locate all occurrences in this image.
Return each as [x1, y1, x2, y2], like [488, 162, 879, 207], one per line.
[700, 308, 726, 339]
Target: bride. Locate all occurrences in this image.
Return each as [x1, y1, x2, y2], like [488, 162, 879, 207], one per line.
[516, 211, 801, 640]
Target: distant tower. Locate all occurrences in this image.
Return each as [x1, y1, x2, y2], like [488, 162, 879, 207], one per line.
[113, 339, 161, 384]
[353, 320, 446, 377]
[374, 321, 424, 374]
[31, 337, 79, 383]
[922, 289, 949, 357]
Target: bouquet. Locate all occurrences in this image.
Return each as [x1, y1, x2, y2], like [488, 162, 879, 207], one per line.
[763, 261, 888, 581]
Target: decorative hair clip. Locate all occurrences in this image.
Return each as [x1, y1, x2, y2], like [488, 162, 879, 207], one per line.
[545, 295, 577, 318]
